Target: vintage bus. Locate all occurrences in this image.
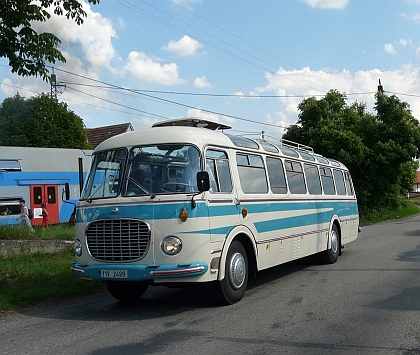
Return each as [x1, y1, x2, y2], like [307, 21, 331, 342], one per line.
[0, 146, 92, 226]
[69, 118, 360, 304]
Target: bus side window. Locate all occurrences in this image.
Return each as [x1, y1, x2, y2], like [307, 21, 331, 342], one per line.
[237, 153, 268, 194]
[344, 171, 354, 196]
[320, 167, 336, 195]
[205, 149, 233, 193]
[304, 163, 322, 195]
[266, 157, 287, 194]
[285, 160, 306, 194]
[333, 169, 346, 195]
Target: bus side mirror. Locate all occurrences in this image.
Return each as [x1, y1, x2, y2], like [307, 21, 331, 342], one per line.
[197, 171, 210, 192]
[64, 183, 70, 200]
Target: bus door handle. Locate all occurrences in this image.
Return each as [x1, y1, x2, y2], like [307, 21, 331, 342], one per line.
[234, 197, 241, 206]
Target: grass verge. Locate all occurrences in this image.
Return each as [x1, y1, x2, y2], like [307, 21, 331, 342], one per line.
[360, 200, 420, 225]
[0, 224, 74, 240]
[0, 250, 104, 312]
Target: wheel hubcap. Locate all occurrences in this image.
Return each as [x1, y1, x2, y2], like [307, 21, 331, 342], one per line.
[331, 229, 338, 254]
[229, 252, 246, 289]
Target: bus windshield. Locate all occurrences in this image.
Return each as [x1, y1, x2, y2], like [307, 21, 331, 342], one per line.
[81, 149, 127, 200]
[81, 144, 201, 200]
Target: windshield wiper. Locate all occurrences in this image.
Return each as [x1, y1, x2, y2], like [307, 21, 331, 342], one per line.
[86, 174, 116, 203]
[127, 177, 156, 199]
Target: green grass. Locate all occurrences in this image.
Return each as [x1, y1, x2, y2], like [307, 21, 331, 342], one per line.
[0, 250, 104, 311]
[0, 224, 74, 240]
[360, 200, 420, 225]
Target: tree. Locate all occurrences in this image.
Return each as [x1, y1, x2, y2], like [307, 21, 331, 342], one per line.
[0, 0, 99, 81]
[283, 90, 420, 217]
[0, 93, 91, 149]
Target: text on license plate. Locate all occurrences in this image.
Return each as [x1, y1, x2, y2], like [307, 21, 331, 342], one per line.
[99, 270, 128, 278]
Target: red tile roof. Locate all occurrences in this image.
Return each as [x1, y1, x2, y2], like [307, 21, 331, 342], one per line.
[85, 123, 134, 149]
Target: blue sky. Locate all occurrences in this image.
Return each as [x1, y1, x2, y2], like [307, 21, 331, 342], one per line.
[1, 0, 420, 136]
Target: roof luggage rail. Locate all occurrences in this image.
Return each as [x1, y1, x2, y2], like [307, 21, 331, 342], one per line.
[240, 131, 314, 153]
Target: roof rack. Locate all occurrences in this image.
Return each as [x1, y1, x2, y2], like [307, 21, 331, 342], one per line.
[152, 118, 231, 130]
[240, 132, 314, 153]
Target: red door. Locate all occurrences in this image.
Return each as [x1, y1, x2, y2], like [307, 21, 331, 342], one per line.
[30, 185, 59, 226]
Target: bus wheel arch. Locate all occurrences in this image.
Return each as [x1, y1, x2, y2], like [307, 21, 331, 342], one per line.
[216, 233, 256, 305]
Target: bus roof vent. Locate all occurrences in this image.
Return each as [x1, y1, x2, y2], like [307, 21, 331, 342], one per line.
[152, 118, 231, 130]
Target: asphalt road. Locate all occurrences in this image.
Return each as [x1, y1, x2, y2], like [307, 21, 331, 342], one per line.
[1, 215, 420, 355]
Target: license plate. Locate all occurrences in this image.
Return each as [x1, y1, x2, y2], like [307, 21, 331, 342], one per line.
[99, 270, 128, 278]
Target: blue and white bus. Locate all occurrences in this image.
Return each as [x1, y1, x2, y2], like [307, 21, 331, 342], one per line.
[69, 118, 359, 304]
[0, 146, 92, 226]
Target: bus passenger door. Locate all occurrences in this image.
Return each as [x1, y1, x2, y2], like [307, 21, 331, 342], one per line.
[30, 185, 59, 225]
[205, 149, 240, 243]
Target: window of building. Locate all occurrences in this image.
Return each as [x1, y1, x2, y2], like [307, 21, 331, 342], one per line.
[0, 160, 21, 171]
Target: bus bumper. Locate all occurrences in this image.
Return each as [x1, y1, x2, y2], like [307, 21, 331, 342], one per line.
[70, 262, 208, 281]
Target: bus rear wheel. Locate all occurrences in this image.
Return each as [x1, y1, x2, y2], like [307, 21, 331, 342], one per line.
[319, 224, 340, 264]
[217, 240, 248, 305]
[106, 281, 148, 302]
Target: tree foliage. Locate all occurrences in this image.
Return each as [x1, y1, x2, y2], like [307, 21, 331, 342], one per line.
[0, 0, 99, 81]
[283, 90, 420, 217]
[0, 93, 91, 149]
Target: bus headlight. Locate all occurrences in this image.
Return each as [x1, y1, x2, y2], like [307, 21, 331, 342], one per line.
[75, 239, 82, 257]
[161, 236, 182, 255]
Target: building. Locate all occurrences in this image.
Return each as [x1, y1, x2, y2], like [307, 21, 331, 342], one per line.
[85, 123, 134, 149]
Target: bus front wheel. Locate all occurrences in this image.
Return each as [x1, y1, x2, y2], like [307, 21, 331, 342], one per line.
[217, 240, 248, 305]
[106, 281, 148, 302]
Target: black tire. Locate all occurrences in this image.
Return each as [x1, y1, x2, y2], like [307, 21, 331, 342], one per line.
[106, 281, 148, 302]
[319, 224, 340, 264]
[217, 240, 248, 305]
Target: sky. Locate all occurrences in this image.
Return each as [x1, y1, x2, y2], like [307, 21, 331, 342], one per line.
[1, 0, 420, 137]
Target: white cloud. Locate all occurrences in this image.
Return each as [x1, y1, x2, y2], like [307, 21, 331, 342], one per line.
[416, 47, 420, 60]
[400, 13, 420, 21]
[124, 51, 185, 85]
[300, 0, 349, 9]
[256, 65, 420, 129]
[162, 35, 203, 57]
[384, 43, 397, 55]
[32, 1, 119, 70]
[194, 76, 213, 88]
[399, 38, 413, 47]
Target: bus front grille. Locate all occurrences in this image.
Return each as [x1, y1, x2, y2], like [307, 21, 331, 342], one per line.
[86, 219, 150, 262]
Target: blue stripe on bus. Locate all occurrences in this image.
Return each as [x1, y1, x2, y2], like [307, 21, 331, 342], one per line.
[77, 200, 358, 237]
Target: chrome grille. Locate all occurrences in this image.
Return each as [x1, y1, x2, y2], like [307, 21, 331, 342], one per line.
[86, 219, 150, 262]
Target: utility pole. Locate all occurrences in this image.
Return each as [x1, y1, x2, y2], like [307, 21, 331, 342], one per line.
[50, 68, 66, 99]
[377, 79, 384, 94]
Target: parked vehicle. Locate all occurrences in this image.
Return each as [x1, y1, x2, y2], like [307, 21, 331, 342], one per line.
[0, 146, 92, 226]
[69, 118, 359, 304]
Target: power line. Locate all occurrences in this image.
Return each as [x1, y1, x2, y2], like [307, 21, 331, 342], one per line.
[114, 0, 329, 93]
